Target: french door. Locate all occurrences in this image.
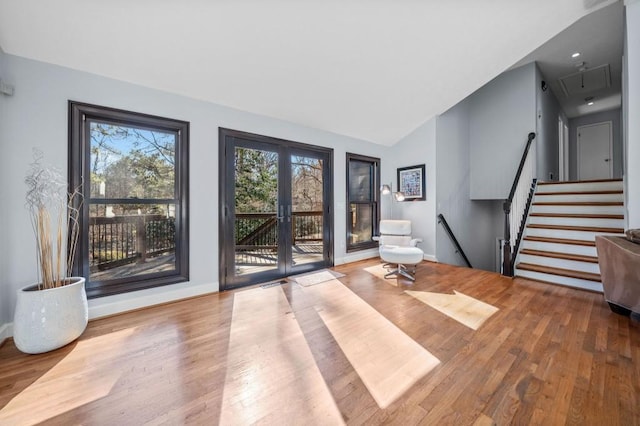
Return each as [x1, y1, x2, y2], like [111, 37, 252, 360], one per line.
[219, 129, 333, 290]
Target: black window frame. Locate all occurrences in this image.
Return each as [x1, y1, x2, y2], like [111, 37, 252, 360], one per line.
[346, 152, 381, 252]
[68, 101, 189, 298]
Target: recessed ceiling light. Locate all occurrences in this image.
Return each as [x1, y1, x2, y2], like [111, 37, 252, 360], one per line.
[572, 52, 581, 58]
[585, 96, 594, 106]
[587, 101, 594, 106]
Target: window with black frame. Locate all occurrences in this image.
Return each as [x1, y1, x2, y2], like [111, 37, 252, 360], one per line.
[69, 102, 189, 298]
[346, 153, 380, 252]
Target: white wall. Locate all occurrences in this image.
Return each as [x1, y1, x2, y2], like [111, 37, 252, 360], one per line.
[568, 108, 623, 180]
[0, 54, 387, 331]
[435, 98, 503, 271]
[383, 118, 437, 261]
[469, 62, 537, 199]
[625, 0, 640, 228]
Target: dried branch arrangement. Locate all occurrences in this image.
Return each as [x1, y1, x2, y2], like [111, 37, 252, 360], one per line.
[25, 149, 83, 290]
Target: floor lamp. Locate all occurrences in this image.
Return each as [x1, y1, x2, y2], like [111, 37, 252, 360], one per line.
[380, 183, 405, 219]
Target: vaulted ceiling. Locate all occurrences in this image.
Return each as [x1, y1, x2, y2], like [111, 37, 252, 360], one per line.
[0, 0, 619, 145]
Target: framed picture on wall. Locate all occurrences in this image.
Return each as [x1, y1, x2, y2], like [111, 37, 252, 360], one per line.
[397, 164, 426, 201]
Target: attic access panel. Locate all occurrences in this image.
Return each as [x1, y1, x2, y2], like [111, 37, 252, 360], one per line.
[559, 64, 611, 97]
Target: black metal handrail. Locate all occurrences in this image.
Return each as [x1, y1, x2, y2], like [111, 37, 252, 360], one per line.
[507, 132, 536, 203]
[511, 178, 538, 268]
[502, 132, 536, 276]
[437, 214, 472, 268]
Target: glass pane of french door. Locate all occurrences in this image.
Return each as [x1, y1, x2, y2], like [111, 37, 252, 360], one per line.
[291, 154, 324, 267]
[233, 146, 281, 278]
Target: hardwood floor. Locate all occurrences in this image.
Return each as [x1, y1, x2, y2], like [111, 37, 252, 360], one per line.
[1, 259, 639, 425]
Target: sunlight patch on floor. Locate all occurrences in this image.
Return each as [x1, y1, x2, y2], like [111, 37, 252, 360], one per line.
[0, 328, 135, 426]
[363, 264, 399, 287]
[220, 285, 344, 425]
[405, 290, 499, 330]
[304, 279, 440, 409]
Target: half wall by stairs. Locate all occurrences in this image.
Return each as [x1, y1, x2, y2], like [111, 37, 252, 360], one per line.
[515, 179, 625, 292]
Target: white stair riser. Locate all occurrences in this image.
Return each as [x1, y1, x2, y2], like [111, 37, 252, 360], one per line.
[526, 227, 624, 241]
[537, 181, 623, 193]
[534, 193, 623, 203]
[521, 240, 597, 257]
[518, 254, 600, 274]
[531, 204, 624, 215]
[516, 269, 603, 293]
[529, 216, 624, 228]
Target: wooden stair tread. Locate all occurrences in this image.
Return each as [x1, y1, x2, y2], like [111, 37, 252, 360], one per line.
[529, 213, 624, 219]
[537, 178, 622, 185]
[532, 201, 623, 206]
[535, 190, 622, 195]
[516, 263, 601, 282]
[523, 236, 596, 246]
[527, 224, 624, 233]
[520, 249, 598, 263]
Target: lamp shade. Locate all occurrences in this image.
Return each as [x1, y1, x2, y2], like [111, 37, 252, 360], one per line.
[380, 184, 392, 195]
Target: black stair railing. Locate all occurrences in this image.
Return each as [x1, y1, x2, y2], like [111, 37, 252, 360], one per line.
[502, 132, 536, 276]
[437, 214, 472, 268]
[511, 178, 538, 265]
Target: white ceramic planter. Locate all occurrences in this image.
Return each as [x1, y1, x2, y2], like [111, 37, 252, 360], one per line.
[13, 277, 88, 354]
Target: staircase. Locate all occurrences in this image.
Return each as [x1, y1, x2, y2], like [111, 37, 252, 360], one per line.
[514, 179, 625, 292]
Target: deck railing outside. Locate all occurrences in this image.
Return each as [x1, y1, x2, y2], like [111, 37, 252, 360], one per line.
[89, 211, 323, 272]
[89, 214, 175, 272]
[235, 211, 323, 264]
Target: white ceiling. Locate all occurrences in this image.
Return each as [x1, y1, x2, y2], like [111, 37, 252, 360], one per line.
[512, 0, 623, 118]
[0, 0, 619, 145]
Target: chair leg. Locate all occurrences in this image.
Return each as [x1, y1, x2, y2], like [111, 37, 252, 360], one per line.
[384, 263, 416, 281]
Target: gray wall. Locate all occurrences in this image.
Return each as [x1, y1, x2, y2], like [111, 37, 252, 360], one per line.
[536, 64, 564, 182]
[469, 62, 537, 199]
[568, 108, 623, 180]
[0, 53, 387, 330]
[435, 98, 503, 272]
[626, 1, 640, 228]
[0, 48, 9, 327]
[383, 118, 437, 260]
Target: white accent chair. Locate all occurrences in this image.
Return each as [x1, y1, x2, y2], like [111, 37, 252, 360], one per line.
[374, 220, 424, 281]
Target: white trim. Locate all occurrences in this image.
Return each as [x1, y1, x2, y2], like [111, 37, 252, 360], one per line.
[577, 121, 613, 180]
[0, 282, 217, 339]
[559, 117, 564, 181]
[335, 249, 379, 265]
[336, 249, 437, 266]
[423, 254, 438, 262]
[88, 281, 217, 320]
[0, 323, 13, 344]
[563, 123, 570, 180]
[558, 117, 570, 181]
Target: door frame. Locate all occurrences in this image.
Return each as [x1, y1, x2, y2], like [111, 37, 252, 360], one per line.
[577, 121, 613, 181]
[218, 128, 334, 290]
[558, 116, 569, 181]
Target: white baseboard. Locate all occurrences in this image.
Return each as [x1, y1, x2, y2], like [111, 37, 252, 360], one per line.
[88, 281, 218, 320]
[335, 250, 438, 266]
[0, 282, 218, 340]
[335, 249, 379, 265]
[423, 254, 438, 262]
[0, 322, 13, 344]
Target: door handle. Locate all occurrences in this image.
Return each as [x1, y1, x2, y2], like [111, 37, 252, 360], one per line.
[605, 159, 610, 162]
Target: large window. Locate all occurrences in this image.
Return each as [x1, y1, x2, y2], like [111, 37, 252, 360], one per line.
[69, 102, 189, 298]
[346, 153, 380, 252]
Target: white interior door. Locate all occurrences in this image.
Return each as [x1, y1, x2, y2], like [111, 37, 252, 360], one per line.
[577, 121, 613, 180]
